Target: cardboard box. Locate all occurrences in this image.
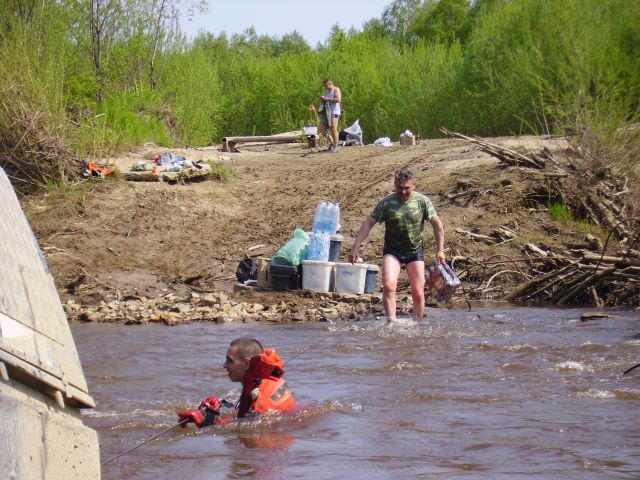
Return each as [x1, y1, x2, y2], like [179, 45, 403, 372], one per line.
[257, 257, 271, 287]
[400, 135, 416, 146]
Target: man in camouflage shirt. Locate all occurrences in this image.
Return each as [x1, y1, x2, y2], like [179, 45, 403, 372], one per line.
[348, 170, 445, 321]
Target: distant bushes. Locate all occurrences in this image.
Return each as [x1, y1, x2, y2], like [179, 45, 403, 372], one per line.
[0, 0, 638, 189]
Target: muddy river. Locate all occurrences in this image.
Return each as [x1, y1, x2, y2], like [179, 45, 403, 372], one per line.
[72, 307, 640, 479]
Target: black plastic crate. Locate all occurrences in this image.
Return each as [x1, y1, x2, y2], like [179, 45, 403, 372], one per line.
[269, 264, 301, 290]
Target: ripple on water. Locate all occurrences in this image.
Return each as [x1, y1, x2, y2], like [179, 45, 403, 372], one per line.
[403, 390, 502, 404]
[576, 388, 616, 399]
[555, 361, 594, 372]
[329, 316, 522, 342]
[578, 341, 610, 352]
[503, 344, 537, 352]
[82, 408, 169, 419]
[501, 363, 531, 373]
[612, 389, 640, 400]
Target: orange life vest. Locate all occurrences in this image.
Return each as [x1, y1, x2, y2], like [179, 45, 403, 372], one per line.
[237, 348, 295, 418]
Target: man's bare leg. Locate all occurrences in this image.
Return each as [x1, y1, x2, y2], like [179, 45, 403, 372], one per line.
[382, 254, 401, 319]
[405, 260, 426, 321]
[330, 116, 339, 147]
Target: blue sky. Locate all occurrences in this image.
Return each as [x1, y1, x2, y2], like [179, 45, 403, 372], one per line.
[180, 0, 392, 46]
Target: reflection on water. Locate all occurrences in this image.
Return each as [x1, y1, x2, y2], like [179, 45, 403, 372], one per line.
[71, 307, 640, 479]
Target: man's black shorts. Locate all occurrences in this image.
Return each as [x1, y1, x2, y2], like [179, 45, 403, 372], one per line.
[383, 248, 425, 265]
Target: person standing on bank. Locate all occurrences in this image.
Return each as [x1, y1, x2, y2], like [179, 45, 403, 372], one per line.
[348, 170, 445, 322]
[317, 78, 341, 153]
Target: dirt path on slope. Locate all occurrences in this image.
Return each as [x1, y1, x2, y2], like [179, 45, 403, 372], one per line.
[24, 135, 605, 323]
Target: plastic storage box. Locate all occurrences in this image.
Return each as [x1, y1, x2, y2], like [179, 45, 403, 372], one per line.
[329, 234, 343, 262]
[269, 264, 300, 290]
[364, 264, 379, 294]
[302, 260, 334, 292]
[334, 262, 368, 294]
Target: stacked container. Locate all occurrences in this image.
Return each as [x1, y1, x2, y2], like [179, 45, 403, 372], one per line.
[307, 231, 330, 261]
[302, 260, 334, 292]
[334, 262, 369, 294]
[364, 265, 379, 294]
[312, 201, 340, 235]
[301, 201, 340, 292]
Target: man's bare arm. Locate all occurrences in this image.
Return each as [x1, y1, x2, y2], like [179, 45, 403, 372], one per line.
[332, 87, 341, 103]
[430, 215, 445, 263]
[348, 216, 377, 263]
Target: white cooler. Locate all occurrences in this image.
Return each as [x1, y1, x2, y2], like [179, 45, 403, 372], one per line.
[334, 262, 368, 294]
[302, 260, 334, 292]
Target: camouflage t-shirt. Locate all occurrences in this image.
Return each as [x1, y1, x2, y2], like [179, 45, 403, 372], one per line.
[370, 191, 437, 256]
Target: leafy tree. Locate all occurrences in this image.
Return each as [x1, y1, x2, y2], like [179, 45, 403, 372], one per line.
[274, 31, 309, 56]
[380, 0, 425, 43]
[408, 0, 472, 45]
[88, 0, 124, 102]
[132, 0, 206, 89]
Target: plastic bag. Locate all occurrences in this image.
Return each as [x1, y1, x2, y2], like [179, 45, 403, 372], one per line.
[236, 258, 258, 283]
[341, 119, 363, 146]
[271, 228, 310, 266]
[424, 261, 461, 302]
[373, 137, 392, 147]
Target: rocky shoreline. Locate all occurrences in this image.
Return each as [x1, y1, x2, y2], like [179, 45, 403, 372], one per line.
[64, 287, 427, 325]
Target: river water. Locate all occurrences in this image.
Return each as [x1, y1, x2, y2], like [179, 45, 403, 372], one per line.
[71, 307, 640, 479]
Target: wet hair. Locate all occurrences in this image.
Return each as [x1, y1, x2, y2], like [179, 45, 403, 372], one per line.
[229, 337, 263, 359]
[394, 169, 415, 183]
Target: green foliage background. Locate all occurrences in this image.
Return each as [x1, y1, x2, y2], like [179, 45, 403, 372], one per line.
[1, 0, 638, 159]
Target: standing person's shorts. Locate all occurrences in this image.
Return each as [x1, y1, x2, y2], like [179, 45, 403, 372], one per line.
[383, 247, 425, 265]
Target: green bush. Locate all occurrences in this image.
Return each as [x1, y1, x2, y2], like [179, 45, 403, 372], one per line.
[548, 203, 573, 223]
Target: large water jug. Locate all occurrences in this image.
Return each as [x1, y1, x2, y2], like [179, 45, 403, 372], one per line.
[312, 201, 327, 232]
[312, 201, 340, 234]
[307, 231, 330, 261]
[327, 202, 340, 234]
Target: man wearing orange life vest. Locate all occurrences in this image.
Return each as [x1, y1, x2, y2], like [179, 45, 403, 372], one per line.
[177, 337, 295, 427]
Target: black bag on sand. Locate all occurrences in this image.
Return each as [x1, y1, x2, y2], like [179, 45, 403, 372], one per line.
[236, 258, 258, 283]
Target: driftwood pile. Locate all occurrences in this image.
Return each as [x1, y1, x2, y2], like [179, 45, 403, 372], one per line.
[440, 129, 639, 307]
[452, 249, 639, 307]
[0, 85, 80, 191]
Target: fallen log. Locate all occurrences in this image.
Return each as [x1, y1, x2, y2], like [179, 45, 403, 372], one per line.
[556, 267, 615, 305]
[524, 243, 549, 257]
[121, 164, 212, 183]
[581, 252, 640, 267]
[440, 128, 545, 169]
[222, 134, 313, 152]
[502, 263, 577, 302]
[446, 189, 481, 201]
[587, 193, 631, 242]
[455, 228, 495, 245]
